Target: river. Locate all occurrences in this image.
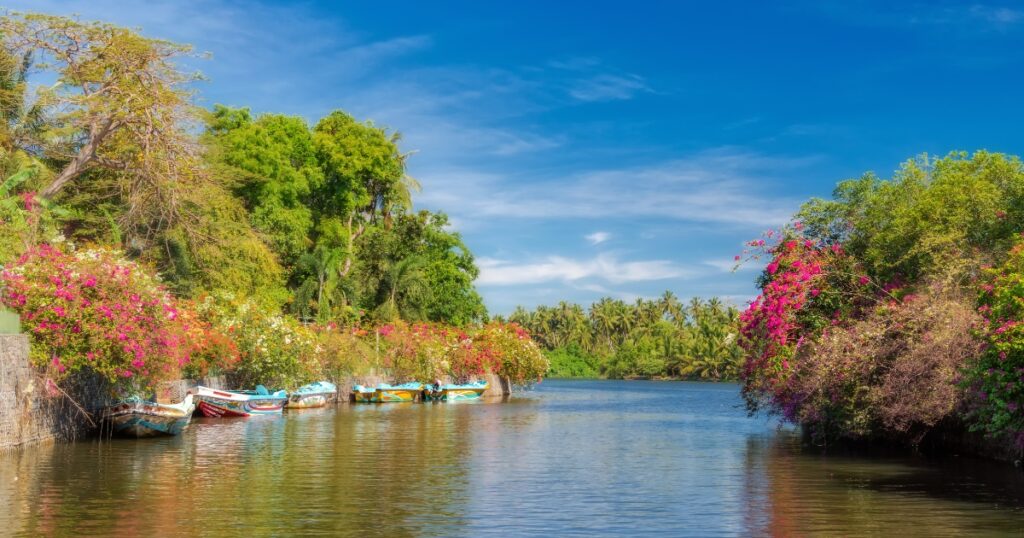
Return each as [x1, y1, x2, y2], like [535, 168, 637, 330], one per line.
[1, 380, 1023, 536]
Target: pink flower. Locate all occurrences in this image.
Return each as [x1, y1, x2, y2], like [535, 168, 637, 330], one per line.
[858, 276, 870, 285]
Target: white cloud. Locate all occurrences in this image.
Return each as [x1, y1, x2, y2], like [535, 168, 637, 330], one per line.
[585, 231, 610, 245]
[702, 259, 759, 272]
[569, 73, 651, 102]
[417, 147, 809, 228]
[477, 254, 692, 286]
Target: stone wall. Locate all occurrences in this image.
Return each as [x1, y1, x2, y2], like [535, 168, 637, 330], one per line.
[0, 335, 97, 450]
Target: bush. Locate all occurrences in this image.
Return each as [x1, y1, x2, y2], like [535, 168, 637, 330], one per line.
[193, 292, 320, 390]
[787, 287, 981, 442]
[966, 242, 1024, 446]
[1, 245, 195, 391]
[545, 345, 599, 378]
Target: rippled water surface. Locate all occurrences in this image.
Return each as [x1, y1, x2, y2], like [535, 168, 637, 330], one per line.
[2, 380, 1024, 536]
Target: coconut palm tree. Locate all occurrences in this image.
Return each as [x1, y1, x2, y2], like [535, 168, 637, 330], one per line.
[293, 245, 353, 323]
[375, 255, 431, 321]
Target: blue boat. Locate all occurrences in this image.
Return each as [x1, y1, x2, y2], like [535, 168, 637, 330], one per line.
[103, 394, 196, 437]
[287, 381, 337, 409]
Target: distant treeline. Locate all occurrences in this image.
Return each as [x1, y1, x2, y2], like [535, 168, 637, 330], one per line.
[499, 293, 743, 380]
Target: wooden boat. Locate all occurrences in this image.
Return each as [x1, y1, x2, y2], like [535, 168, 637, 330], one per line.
[351, 382, 423, 403]
[287, 381, 337, 409]
[194, 385, 288, 417]
[103, 394, 196, 437]
[423, 381, 488, 402]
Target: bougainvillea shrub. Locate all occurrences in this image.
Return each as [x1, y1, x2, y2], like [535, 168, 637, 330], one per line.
[737, 228, 873, 416]
[474, 322, 548, 384]
[967, 242, 1024, 446]
[192, 292, 320, 390]
[376, 321, 547, 384]
[1, 245, 193, 390]
[787, 287, 981, 442]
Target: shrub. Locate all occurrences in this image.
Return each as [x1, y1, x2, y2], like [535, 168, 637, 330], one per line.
[193, 292, 320, 389]
[1, 244, 193, 391]
[787, 287, 981, 442]
[966, 242, 1024, 446]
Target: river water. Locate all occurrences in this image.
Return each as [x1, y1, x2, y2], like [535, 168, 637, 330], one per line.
[1, 379, 1023, 536]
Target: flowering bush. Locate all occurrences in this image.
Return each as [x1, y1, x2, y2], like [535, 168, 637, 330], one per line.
[193, 292, 320, 389]
[475, 322, 548, 384]
[375, 321, 546, 383]
[966, 242, 1024, 446]
[738, 228, 871, 415]
[1, 245, 192, 391]
[787, 287, 981, 442]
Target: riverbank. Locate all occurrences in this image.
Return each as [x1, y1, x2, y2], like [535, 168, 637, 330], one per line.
[0, 333, 513, 450]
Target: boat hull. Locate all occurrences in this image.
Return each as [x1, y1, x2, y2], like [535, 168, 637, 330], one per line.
[287, 392, 334, 409]
[195, 387, 287, 417]
[377, 389, 419, 402]
[423, 383, 488, 402]
[104, 397, 194, 437]
[445, 387, 487, 401]
[287, 381, 337, 409]
[352, 384, 422, 403]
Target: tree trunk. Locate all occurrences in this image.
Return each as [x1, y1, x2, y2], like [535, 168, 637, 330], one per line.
[40, 119, 115, 199]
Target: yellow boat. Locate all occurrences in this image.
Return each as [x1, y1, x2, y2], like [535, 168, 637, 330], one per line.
[352, 382, 423, 403]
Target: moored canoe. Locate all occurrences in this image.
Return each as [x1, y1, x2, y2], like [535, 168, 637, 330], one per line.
[103, 394, 195, 437]
[287, 381, 337, 409]
[195, 385, 288, 417]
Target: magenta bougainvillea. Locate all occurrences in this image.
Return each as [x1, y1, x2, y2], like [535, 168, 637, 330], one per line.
[1, 245, 194, 389]
[737, 227, 874, 419]
[966, 241, 1024, 446]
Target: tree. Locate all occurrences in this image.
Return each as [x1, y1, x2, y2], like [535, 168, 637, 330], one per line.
[0, 13, 202, 199]
[375, 256, 431, 322]
[204, 106, 320, 269]
[313, 111, 408, 277]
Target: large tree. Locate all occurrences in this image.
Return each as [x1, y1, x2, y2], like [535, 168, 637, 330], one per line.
[0, 13, 201, 200]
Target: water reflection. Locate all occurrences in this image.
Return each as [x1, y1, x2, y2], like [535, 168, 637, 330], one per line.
[1, 380, 1022, 536]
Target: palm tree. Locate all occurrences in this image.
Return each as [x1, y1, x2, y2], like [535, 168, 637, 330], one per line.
[659, 291, 684, 325]
[293, 245, 352, 323]
[375, 255, 431, 321]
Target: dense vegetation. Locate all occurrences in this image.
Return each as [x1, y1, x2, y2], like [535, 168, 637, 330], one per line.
[0, 12, 542, 394]
[506, 294, 743, 380]
[739, 151, 1024, 450]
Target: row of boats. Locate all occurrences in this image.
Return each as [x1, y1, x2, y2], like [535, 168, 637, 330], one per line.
[102, 380, 490, 438]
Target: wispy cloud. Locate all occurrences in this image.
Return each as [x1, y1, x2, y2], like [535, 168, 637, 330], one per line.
[477, 255, 692, 286]
[703, 259, 759, 272]
[569, 73, 651, 102]
[585, 231, 610, 245]
[418, 147, 809, 228]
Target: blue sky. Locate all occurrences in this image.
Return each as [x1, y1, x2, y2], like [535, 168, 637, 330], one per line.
[9, 1, 1024, 313]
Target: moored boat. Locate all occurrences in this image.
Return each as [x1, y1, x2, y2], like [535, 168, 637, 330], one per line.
[194, 385, 288, 417]
[103, 394, 196, 437]
[351, 382, 423, 403]
[287, 381, 337, 409]
[423, 380, 488, 401]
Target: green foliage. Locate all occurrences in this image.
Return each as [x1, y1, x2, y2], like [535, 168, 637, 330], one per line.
[745, 151, 1024, 447]
[205, 106, 320, 267]
[355, 211, 485, 324]
[544, 345, 600, 378]
[513, 294, 743, 381]
[797, 151, 1024, 285]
